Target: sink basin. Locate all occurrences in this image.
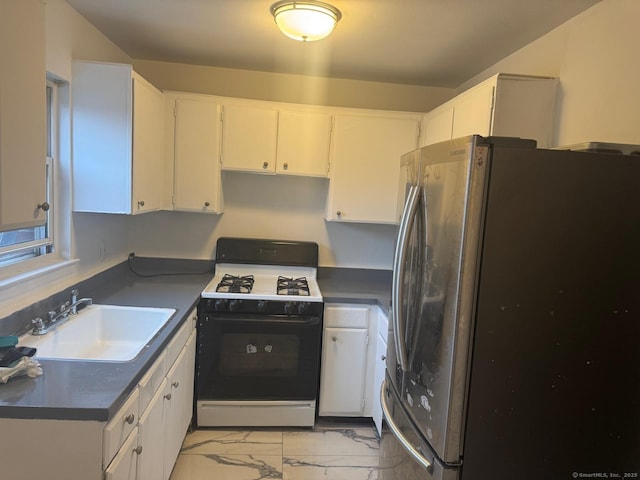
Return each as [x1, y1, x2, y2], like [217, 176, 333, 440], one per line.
[18, 304, 176, 362]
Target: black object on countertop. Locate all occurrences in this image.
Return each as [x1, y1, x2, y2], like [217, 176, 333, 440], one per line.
[0, 346, 37, 368]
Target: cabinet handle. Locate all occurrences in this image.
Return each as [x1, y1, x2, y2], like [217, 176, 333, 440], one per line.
[381, 355, 386, 361]
[331, 336, 337, 342]
[137, 200, 145, 207]
[204, 201, 210, 207]
[336, 211, 342, 218]
[172, 381, 179, 388]
[263, 161, 269, 169]
[124, 414, 135, 424]
[283, 162, 288, 170]
[133, 446, 143, 455]
[37, 202, 50, 212]
[164, 393, 172, 400]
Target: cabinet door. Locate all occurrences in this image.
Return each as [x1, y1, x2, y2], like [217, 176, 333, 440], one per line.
[163, 331, 196, 479]
[451, 80, 495, 138]
[132, 74, 164, 214]
[372, 333, 387, 436]
[221, 103, 278, 173]
[137, 378, 167, 480]
[423, 105, 454, 146]
[276, 110, 331, 177]
[0, 0, 47, 230]
[319, 327, 368, 416]
[104, 427, 139, 480]
[173, 97, 223, 213]
[327, 114, 420, 224]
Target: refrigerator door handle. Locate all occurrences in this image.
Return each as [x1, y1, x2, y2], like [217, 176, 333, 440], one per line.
[381, 379, 433, 471]
[392, 185, 422, 372]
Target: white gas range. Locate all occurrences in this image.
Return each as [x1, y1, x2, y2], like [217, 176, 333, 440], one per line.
[196, 238, 324, 427]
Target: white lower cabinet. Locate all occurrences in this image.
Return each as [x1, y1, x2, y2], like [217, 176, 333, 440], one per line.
[319, 304, 377, 417]
[372, 308, 389, 436]
[0, 311, 197, 480]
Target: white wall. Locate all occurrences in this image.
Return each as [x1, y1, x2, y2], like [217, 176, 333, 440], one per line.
[458, 0, 640, 147]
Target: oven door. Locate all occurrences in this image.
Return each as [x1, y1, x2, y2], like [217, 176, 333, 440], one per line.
[197, 313, 322, 400]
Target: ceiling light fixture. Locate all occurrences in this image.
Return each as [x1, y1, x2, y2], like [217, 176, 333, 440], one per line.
[270, 1, 342, 42]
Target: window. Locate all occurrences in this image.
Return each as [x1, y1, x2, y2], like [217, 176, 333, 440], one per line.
[0, 80, 55, 267]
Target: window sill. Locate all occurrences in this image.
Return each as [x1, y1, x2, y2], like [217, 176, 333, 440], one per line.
[0, 255, 79, 290]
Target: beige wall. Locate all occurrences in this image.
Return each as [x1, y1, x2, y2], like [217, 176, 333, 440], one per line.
[458, 0, 640, 147]
[134, 59, 454, 112]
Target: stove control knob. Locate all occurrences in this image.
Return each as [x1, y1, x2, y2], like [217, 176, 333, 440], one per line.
[297, 302, 308, 314]
[284, 302, 294, 315]
[229, 300, 240, 312]
[257, 300, 267, 313]
[214, 299, 226, 312]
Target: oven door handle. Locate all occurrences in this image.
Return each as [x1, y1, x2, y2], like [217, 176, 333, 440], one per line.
[207, 315, 321, 326]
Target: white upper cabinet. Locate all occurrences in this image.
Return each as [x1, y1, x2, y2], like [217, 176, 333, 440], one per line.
[167, 93, 223, 214]
[0, 0, 47, 231]
[326, 112, 421, 224]
[72, 61, 164, 214]
[423, 105, 454, 146]
[276, 109, 331, 177]
[422, 74, 558, 148]
[221, 102, 278, 173]
[221, 100, 331, 177]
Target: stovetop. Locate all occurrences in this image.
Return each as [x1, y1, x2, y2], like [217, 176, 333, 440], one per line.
[201, 264, 323, 302]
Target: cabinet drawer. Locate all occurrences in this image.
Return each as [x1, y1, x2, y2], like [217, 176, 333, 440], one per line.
[103, 388, 140, 468]
[104, 426, 138, 480]
[138, 350, 167, 412]
[324, 305, 369, 329]
[166, 319, 191, 368]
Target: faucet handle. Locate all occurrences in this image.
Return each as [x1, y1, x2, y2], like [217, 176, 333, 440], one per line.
[48, 310, 57, 322]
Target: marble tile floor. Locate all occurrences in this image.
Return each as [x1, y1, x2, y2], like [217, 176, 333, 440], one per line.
[169, 420, 381, 480]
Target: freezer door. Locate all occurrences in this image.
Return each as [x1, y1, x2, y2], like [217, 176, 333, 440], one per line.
[394, 136, 489, 464]
[379, 376, 459, 480]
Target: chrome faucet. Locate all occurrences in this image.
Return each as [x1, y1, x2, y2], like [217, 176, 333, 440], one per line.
[31, 289, 93, 335]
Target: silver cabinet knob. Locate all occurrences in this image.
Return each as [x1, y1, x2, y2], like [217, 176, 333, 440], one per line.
[381, 355, 386, 361]
[172, 381, 179, 388]
[133, 446, 143, 455]
[336, 211, 342, 218]
[331, 336, 337, 342]
[137, 200, 145, 207]
[263, 161, 269, 169]
[38, 202, 50, 212]
[125, 414, 135, 424]
[164, 393, 172, 400]
[204, 201, 210, 207]
[283, 162, 288, 170]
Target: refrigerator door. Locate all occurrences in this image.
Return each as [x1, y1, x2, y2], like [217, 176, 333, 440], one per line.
[379, 376, 458, 480]
[395, 136, 490, 464]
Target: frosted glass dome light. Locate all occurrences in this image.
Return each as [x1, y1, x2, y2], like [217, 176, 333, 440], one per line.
[270, 1, 342, 42]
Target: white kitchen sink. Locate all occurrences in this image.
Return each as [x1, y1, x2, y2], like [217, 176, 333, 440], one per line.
[18, 304, 176, 362]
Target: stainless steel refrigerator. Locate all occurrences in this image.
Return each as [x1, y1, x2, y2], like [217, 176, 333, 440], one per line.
[380, 135, 640, 480]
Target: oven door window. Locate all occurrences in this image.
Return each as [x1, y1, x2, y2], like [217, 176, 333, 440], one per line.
[197, 314, 322, 400]
[220, 332, 300, 377]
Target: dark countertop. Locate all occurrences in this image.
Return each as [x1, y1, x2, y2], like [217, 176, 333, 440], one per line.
[318, 267, 392, 315]
[0, 259, 391, 421]
[0, 258, 214, 421]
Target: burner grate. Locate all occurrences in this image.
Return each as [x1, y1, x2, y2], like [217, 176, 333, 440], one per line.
[216, 274, 255, 294]
[277, 276, 310, 296]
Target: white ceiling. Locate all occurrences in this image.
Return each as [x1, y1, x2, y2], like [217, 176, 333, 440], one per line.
[66, 0, 600, 88]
